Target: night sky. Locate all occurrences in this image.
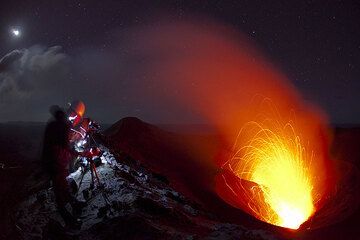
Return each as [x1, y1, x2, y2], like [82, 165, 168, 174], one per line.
[0, 0, 359, 124]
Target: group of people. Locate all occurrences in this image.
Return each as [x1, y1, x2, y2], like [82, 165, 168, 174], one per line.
[42, 100, 94, 228]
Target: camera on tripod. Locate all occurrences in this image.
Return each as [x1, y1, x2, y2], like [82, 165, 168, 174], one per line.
[70, 118, 103, 179]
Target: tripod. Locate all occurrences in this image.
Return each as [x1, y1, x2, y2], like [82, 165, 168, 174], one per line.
[75, 130, 103, 190]
[70, 123, 113, 212]
[77, 155, 101, 190]
[76, 148, 112, 209]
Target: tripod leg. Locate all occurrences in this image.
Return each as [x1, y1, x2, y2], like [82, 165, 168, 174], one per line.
[89, 162, 95, 189]
[77, 168, 86, 193]
[92, 164, 101, 186]
[87, 160, 112, 214]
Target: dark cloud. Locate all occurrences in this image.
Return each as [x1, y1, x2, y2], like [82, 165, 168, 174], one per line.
[0, 46, 69, 122]
[0, 46, 68, 100]
[0, 43, 145, 123]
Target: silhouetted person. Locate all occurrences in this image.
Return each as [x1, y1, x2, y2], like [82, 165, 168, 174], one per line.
[42, 105, 81, 228]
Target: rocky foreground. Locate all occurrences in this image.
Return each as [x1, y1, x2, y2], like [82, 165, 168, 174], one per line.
[4, 118, 360, 239]
[15, 144, 279, 240]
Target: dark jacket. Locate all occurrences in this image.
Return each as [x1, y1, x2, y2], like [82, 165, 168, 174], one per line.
[42, 111, 73, 175]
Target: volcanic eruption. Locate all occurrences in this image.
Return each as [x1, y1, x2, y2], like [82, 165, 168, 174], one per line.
[120, 19, 356, 231]
[219, 101, 326, 229]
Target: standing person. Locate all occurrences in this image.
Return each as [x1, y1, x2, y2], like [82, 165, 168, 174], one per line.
[42, 105, 81, 228]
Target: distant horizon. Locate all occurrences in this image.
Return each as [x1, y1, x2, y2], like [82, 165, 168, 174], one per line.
[1, 120, 360, 128]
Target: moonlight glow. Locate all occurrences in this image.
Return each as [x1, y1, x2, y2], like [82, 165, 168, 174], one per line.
[11, 28, 21, 37]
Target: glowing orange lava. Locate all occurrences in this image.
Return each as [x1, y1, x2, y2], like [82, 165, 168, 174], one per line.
[222, 105, 322, 229]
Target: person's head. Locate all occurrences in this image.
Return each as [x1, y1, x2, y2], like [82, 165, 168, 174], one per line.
[67, 100, 86, 126]
[49, 105, 66, 121]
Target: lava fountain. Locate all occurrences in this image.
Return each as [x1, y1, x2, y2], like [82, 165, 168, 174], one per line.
[221, 102, 321, 229]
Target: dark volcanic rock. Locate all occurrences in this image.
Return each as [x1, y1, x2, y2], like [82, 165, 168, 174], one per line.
[135, 197, 171, 216]
[13, 139, 279, 240]
[80, 215, 164, 240]
[103, 118, 274, 229]
[3, 120, 360, 239]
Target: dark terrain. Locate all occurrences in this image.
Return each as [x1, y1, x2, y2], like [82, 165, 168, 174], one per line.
[0, 118, 359, 239]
